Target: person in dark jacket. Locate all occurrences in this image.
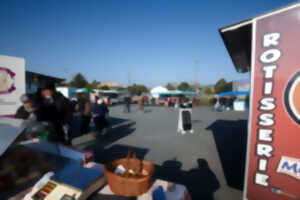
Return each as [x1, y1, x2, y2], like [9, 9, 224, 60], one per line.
[92, 98, 109, 133]
[38, 81, 73, 144]
[78, 94, 92, 135]
[124, 96, 131, 113]
[15, 94, 42, 122]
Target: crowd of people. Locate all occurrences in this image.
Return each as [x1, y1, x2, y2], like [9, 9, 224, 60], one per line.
[14, 81, 109, 145]
[163, 96, 197, 108]
[213, 97, 236, 111]
[15, 83, 202, 145]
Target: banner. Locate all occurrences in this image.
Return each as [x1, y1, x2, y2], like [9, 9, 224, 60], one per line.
[244, 4, 300, 200]
[0, 55, 25, 116]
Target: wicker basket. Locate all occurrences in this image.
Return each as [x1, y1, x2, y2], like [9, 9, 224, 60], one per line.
[104, 149, 155, 197]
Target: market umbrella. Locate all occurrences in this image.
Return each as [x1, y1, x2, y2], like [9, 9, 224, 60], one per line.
[76, 88, 95, 93]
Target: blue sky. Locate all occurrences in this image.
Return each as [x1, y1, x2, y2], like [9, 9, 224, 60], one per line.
[0, 0, 296, 87]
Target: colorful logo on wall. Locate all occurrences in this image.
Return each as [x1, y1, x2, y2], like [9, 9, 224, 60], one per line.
[277, 156, 300, 180]
[0, 66, 16, 94]
[284, 70, 300, 126]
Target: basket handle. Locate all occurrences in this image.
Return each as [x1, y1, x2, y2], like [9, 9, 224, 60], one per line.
[125, 148, 145, 176]
[125, 148, 136, 176]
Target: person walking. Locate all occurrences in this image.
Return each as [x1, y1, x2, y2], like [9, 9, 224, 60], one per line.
[192, 96, 197, 109]
[124, 96, 131, 113]
[170, 97, 176, 107]
[92, 98, 109, 133]
[78, 94, 92, 135]
[138, 97, 144, 112]
[151, 97, 155, 106]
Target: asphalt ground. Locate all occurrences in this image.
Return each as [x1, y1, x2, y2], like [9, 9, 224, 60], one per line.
[73, 105, 249, 200]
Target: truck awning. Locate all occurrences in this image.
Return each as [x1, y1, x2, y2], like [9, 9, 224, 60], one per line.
[219, 2, 299, 73]
[219, 19, 253, 73]
[152, 91, 197, 96]
[218, 91, 249, 97]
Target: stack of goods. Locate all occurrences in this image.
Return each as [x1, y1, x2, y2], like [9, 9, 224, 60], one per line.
[29, 163, 106, 200]
[0, 146, 55, 193]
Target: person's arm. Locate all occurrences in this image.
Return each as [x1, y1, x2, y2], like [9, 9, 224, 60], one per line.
[59, 98, 74, 125]
[105, 105, 109, 114]
[84, 102, 91, 116]
[15, 106, 27, 119]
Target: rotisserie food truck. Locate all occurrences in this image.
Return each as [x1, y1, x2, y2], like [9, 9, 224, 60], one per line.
[220, 2, 300, 200]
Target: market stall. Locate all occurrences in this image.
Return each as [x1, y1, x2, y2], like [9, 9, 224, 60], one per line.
[1, 118, 191, 200]
[217, 91, 249, 111]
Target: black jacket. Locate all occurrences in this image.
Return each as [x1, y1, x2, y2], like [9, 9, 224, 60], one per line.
[41, 92, 73, 126]
[15, 106, 43, 121]
[92, 103, 109, 118]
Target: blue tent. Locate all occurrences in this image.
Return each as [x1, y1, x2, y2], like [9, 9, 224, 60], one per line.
[218, 91, 249, 97]
[152, 91, 197, 96]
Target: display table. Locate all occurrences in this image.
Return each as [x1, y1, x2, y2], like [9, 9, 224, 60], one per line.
[8, 162, 191, 200]
[94, 179, 191, 200]
[85, 162, 191, 200]
[233, 101, 247, 111]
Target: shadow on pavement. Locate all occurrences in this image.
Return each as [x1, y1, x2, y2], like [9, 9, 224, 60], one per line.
[76, 121, 136, 152]
[95, 122, 136, 147]
[206, 119, 248, 190]
[154, 159, 220, 200]
[192, 119, 202, 124]
[94, 144, 149, 164]
[108, 117, 129, 127]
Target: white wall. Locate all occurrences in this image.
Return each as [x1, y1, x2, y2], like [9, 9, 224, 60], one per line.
[0, 55, 25, 116]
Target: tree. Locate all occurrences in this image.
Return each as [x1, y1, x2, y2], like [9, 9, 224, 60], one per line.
[166, 83, 175, 90]
[99, 85, 110, 90]
[85, 80, 101, 90]
[116, 86, 125, 91]
[214, 78, 230, 93]
[91, 80, 101, 88]
[69, 73, 89, 88]
[127, 84, 148, 95]
[204, 87, 213, 95]
[177, 82, 191, 91]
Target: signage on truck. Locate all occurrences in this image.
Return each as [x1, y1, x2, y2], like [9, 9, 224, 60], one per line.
[244, 4, 300, 200]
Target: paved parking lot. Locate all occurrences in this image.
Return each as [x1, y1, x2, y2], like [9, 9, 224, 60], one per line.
[73, 105, 249, 200]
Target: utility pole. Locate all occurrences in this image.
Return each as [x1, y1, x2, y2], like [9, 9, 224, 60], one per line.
[194, 60, 200, 91]
[127, 71, 131, 87]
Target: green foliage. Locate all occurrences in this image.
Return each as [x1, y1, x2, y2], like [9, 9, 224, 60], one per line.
[204, 87, 213, 95]
[69, 73, 89, 88]
[84, 84, 94, 90]
[177, 82, 191, 91]
[166, 83, 175, 90]
[85, 80, 100, 90]
[198, 97, 215, 106]
[91, 80, 101, 88]
[127, 84, 148, 95]
[99, 85, 110, 90]
[116, 86, 125, 91]
[214, 78, 230, 94]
